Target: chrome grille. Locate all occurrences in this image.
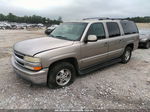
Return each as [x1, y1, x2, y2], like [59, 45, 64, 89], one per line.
[14, 50, 24, 59]
[16, 60, 24, 66]
[14, 52, 24, 59]
[13, 50, 41, 71]
[14, 50, 25, 67]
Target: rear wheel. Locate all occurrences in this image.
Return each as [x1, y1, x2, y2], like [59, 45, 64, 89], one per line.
[145, 41, 150, 49]
[47, 62, 76, 89]
[121, 47, 132, 64]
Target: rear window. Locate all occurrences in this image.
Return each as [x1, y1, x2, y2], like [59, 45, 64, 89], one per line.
[106, 22, 121, 38]
[121, 21, 138, 35]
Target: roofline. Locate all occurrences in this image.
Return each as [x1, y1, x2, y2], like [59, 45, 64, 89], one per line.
[83, 17, 128, 21]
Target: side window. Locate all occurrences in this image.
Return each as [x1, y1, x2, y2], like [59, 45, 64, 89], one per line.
[88, 23, 105, 39]
[121, 21, 138, 35]
[106, 22, 121, 38]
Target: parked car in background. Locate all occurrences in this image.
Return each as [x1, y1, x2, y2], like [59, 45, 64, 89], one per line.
[38, 23, 44, 27]
[0, 22, 12, 29]
[16, 24, 26, 29]
[11, 18, 139, 89]
[45, 25, 58, 35]
[139, 29, 150, 49]
[0, 23, 5, 29]
[0, 22, 45, 30]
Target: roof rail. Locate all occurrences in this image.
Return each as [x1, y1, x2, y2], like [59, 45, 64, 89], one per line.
[83, 17, 109, 20]
[83, 17, 127, 20]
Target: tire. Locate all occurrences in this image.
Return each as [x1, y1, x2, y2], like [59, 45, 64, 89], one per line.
[145, 41, 150, 49]
[121, 47, 132, 64]
[47, 62, 76, 89]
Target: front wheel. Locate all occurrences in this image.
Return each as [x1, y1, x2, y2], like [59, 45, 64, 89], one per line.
[121, 47, 132, 64]
[47, 62, 76, 89]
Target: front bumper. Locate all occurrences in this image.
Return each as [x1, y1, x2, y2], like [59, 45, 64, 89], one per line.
[139, 41, 146, 47]
[11, 57, 48, 85]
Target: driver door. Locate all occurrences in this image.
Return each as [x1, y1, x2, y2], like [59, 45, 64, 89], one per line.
[80, 23, 109, 69]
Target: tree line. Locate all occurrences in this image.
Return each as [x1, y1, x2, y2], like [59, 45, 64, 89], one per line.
[0, 13, 150, 23]
[127, 16, 150, 23]
[0, 13, 63, 25]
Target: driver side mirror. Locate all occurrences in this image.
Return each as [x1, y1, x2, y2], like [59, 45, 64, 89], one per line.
[86, 35, 98, 42]
[45, 29, 54, 35]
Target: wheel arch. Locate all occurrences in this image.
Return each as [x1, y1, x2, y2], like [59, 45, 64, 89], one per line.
[126, 43, 134, 51]
[47, 57, 78, 88]
[48, 57, 79, 76]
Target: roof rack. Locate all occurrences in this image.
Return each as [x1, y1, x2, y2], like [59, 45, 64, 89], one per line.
[83, 17, 127, 20]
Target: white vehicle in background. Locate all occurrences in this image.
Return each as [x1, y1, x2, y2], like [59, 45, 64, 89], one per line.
[0, 22, 44, 30]
[139, 29, 150, 49]
[10, 23, 27, 30]
[27, 24, 42, 29]
[0, 22, 11, 29]
[38, 23, 44, 27]
[0, 23, 5, 29]
[47, 25, 58, 30]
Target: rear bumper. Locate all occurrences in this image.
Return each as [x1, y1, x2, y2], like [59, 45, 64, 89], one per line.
[11, 57, 48, 85]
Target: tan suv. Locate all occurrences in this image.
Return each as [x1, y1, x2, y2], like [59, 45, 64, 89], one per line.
[11, 18, 139, 88]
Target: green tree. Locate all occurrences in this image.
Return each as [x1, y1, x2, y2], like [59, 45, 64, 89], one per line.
[7, 13, 17, 22]
[0, 12, 63, 25]
[57, 16, 63, 23]
[0, 14, 6, 21]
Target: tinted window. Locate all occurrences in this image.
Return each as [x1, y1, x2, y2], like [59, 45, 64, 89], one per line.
[121, 21, 138, 35]
[106, 22, 121, 38]
[88, 23, 105, 39]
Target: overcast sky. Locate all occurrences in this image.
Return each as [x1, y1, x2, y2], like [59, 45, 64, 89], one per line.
[0, 0, 150, 20]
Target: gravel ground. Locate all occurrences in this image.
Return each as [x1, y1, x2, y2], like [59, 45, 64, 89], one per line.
[0, 30, 150, 110]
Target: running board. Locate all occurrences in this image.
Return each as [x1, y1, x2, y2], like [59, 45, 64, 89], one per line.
[78, 58, 121, 75]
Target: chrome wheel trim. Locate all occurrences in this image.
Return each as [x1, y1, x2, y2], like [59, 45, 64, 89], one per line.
[56, 69, 71, 86]
[125, 50, 130, 61]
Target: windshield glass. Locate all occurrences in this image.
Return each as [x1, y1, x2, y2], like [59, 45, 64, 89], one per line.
[50, 22, 87, 41]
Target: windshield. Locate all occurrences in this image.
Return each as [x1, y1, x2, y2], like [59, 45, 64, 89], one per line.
[50, 22, 87, 41]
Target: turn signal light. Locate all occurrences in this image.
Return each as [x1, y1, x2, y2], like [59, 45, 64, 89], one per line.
[33, 66, 42, 71]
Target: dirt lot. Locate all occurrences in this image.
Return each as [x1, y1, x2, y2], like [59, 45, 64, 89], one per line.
[136, 23, 150, 29]
[0, 29, 150, 110]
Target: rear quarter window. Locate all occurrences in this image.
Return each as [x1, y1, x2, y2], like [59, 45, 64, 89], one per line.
[121, 21, 139, 35]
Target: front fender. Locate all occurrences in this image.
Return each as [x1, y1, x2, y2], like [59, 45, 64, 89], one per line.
[35, 43, 81, 68]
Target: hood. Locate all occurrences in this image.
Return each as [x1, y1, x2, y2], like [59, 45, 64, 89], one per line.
[14, 37, 74, 56]
[139, 34, 150, 40]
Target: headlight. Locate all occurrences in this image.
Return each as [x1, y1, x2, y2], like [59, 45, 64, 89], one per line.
[142, 39, 147, 41]
[24, 56, 41, 63]
[140, 38, 147, 42]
